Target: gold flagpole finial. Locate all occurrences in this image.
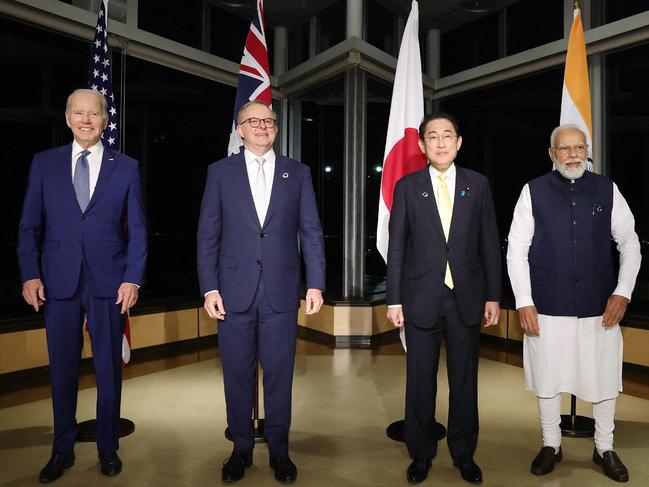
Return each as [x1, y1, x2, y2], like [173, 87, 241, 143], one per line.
[574, 0, 579, 10]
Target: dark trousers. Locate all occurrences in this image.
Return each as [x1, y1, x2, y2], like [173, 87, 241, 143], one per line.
[44, 271, 124, 455]
[218, 275, 297, 457]
[404, 286, 481, 464]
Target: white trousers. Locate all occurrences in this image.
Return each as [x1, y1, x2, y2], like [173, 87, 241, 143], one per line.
[537, 394, 616, 453]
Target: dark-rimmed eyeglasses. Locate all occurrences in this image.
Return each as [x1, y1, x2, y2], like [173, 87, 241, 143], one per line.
[240, 117, 276, 128]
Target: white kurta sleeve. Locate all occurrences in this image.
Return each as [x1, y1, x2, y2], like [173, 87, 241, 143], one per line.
[507, 184, 535, 309]
[610, 182, 642, 300]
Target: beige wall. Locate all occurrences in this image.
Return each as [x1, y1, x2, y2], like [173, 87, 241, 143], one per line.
[2, 307, 648, 374]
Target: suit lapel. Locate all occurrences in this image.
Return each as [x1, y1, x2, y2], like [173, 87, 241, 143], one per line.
[261, 156, 287, 229]
[85, 145, 117, 212]
[233, 152, 263, 229]
[57, 144, 83, 213]
[414, 167, 446, 241]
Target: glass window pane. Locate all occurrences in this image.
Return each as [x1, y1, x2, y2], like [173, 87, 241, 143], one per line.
[209, 7, 249, 62]
[138, 0, 203, 50]
[605, 42, 649, 313]
[123, 56, 236, 299]
[506, 0, 563, 55]
[366, 0, 399, 56]
[296, 78, 344, 292]
[605, 0, 649, 23]
[441, 13, 499, 76]
[288, 20, 310, 69]
[318, 0, 346, 53]
[365, 77, 392, 286]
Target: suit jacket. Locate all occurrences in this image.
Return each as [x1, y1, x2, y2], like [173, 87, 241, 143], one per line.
[197, 152, 326, 313]
[386, 165, 501, 327]
[17, 143, 148, 299]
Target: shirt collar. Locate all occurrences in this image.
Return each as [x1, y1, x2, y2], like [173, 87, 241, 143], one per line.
[72, 140, 104, 159]
[429, 162, 456, 181]
[244, 148, 275, 166]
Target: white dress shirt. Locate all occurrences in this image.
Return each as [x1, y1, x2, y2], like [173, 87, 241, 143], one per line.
[244, 148, 275, 224]
[428, 162, 456, 210]
[71, 140, 104, 199]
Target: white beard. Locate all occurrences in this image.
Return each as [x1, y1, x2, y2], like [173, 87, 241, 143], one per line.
[555, 158, 586, 180]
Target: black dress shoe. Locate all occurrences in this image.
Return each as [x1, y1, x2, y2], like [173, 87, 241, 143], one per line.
[593, 449, 629, 482]
[269, 456, 297, 483]
[407, 457, 432, 484]
[38, 451, 75, 483]
[531, 446, 562, 475]
[222, 450, 252, 483]
[458, 461, 483, 484]
[99, 451, 122, 477]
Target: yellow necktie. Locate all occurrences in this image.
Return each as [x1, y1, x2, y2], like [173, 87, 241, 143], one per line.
[437, 174, 454, 289]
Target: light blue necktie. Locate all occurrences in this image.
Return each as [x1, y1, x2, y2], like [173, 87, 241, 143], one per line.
[73, 150, 90, 212]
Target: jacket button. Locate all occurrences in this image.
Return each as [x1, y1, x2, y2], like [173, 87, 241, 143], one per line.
[260, 233, 267, 238]
[256, 260, 262, 267]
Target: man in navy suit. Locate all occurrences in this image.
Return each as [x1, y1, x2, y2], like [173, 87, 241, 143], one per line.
[197, 100, 325, 483]
[17, 89, 147, 482]
[386, 113, 501, 484]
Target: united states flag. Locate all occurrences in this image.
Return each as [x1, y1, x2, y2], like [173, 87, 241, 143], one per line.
[228, 0, 272, 155]
[87, 0, 119, 148]
[84, 0, 131, 366]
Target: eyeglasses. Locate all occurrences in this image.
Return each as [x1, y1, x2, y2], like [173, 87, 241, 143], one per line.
[554, 144, 588, 155]
[425, 134, 457, 145]
[240, 117, 276, 128]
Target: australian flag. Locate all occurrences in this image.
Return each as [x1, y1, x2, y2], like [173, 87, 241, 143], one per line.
[228, 0, 272, 155]
[87, 0, 119, 149]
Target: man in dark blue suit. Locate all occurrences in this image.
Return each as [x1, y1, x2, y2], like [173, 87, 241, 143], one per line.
[386, 113, 501, 484]
[17, 89, 147, 483]
[197, 100, 325, 483]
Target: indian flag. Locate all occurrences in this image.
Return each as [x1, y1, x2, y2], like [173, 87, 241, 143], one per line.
[560, 6, 593, 170]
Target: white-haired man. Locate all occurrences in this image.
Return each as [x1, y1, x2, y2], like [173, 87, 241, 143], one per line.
[506, 124, 641, 482]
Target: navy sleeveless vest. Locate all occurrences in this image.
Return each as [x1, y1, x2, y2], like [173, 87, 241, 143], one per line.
[528, 170, 616, 318]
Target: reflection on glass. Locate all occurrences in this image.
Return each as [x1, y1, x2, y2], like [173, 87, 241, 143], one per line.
[606, 43, 649, 310]
[123, 56, 235, 300]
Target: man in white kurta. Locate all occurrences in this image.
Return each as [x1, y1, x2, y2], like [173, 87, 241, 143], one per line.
[507, 124, 641, 483]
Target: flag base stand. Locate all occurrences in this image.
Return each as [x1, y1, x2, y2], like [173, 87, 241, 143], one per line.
[76, 418, 135, 442]
[225, 419, 266, 444]
[386, 420, 446, 442]
[560, 394, 594, 438]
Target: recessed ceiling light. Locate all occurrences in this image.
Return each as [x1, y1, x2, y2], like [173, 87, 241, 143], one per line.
[217, 0, 248, 8]
[460, 0, 495, 14]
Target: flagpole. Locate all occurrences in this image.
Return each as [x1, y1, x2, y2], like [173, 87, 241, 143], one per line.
[223, 0, 272, 444]
[77, 0, 135, 443]
[557, 0, 595, 439]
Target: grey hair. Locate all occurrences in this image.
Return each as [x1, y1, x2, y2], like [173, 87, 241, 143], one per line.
[65, 89, 108, 117]
[549, 123, 587, 148]
[237, 100, 277, 124]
